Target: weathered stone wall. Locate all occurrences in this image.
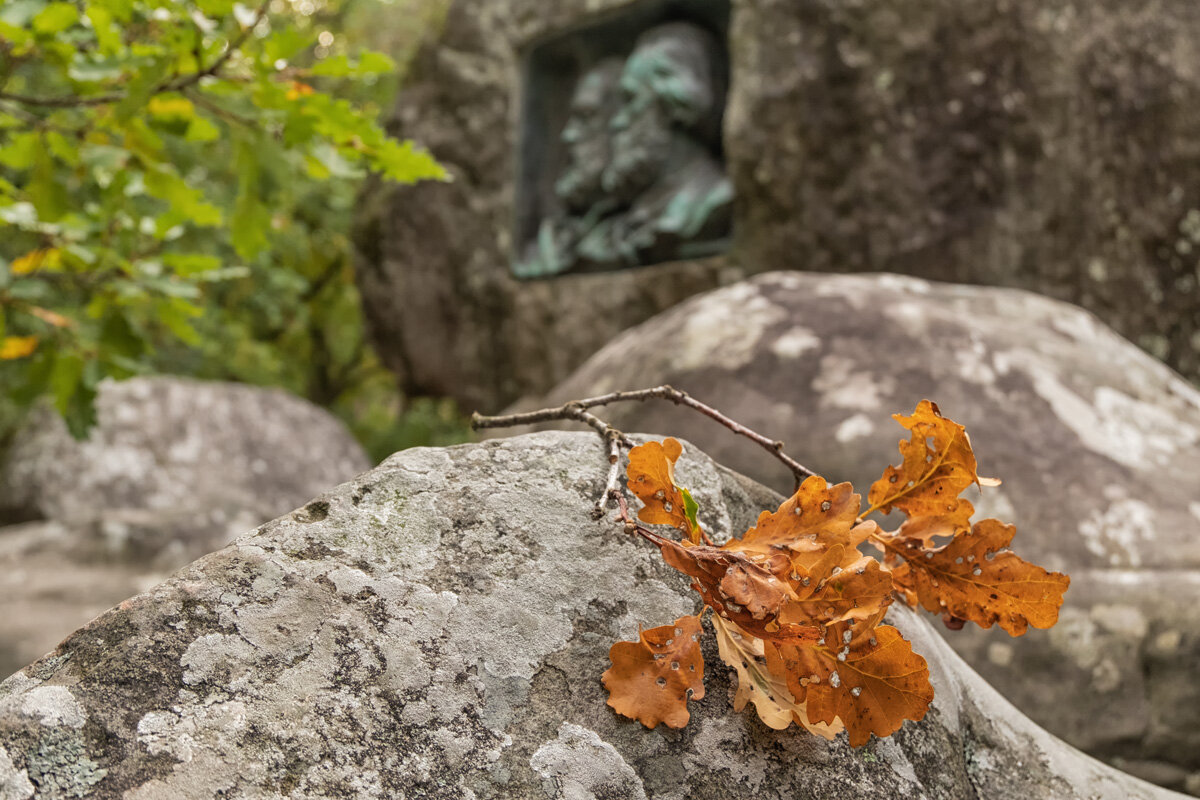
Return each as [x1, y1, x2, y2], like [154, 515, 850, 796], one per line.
[0, 433, 1184, 798]
[356, 0, 1200, 413]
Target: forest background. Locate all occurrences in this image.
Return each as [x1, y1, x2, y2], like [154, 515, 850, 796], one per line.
[0, 0, 467, 462]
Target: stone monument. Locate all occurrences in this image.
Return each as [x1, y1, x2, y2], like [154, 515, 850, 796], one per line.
[356, 0, 1200, 413]
[514, 21, 732, 277]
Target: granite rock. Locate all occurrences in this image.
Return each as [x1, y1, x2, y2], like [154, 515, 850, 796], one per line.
[0, 377, 371, 680]
[532, 271, 1200, 792]
[0, 432, 1184, 798]
[0, 377, 371, 562]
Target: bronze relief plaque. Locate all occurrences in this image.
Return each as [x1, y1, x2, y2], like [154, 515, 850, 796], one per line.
[514, 1, 731, 278]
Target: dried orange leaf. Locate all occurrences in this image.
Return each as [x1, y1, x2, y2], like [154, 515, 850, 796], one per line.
[712, 615, 841, 739]
[892, 514, 959, 548]
[890, 519, 1070, 636]
[602, 615, 706, 729]
[0, 336, 38, 360]
[657, 539, 820, 643]
[729, 476, 862, 563]
[626, 438, 701, 542]
[780, 554, 894, 628]
[866, 400, 991, 529]
[769, 624, 933, 747]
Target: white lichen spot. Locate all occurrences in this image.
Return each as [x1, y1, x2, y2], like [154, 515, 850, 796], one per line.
[1190, 502, 1200, 524]
[1049, 308, 1104, 344]
[530, 723, 648, 800]
[0, 745, 34, 800]
[971, 488, 1017, 528]
[1047, 607, 1101, 670]
[1154, 630, 1182, 653]
[18, 686, 86, 729]
[770, 326, 821, 360]
[873, 274, 932, 295]
[1077, 494, 1156, 567]
[953, 337, 997, 385]
[1025, 365, 1199, 470]
[835, 413, 875, 443]
[137, 710, 197, 762]
[181, 633, 257, 687]
[674, 288, 788, 372]
[812, 355, 895, 411]
[1090, 605, 1147, 639]
[872, 736, 919, 785]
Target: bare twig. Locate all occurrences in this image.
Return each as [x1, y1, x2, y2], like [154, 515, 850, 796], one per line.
[471, 385, 816, 490]
[596, 428, 623, 521]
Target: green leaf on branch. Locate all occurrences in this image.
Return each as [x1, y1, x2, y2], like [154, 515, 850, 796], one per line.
[32, 2, 80, 35]
[85, 4, 121, 54]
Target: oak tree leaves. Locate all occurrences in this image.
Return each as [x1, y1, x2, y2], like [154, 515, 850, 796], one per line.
[890, 519, 1071, 636]
[603, 615, 706, 729]
[626, 437, 702, 543]
[603, 404, 1069, 747]
[867, 400, 991, 532]
[769, 623, 934, 747]
[869, 401, 1069, 636]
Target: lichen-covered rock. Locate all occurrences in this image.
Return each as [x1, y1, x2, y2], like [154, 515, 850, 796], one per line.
[0, 377, 371, 681]
[0, 432, 1182, 798]
[356, 0, 1200, 413]
[0, 377, 371, 559]
[531, 271, 1200, 792]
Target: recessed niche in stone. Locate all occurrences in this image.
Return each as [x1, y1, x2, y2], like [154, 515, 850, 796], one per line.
[513, 0, 731, 278]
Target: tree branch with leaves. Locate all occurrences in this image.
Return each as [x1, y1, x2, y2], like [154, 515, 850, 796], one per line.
[0, 0, 445, 438]
[475, 393, 1070, 746]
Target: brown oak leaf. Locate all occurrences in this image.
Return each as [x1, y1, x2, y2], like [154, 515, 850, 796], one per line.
[779, 549, 894, 628]
[889, 518, 1069, 636]
[767, 623, 933, 747]
[866, 401, 996, 530]
[729, 476, 866, 564]
[626, 438, 701, 542]
[657, 538, 821, 644]
[602, 615, 706, 729]
[712, 615, 842, 739]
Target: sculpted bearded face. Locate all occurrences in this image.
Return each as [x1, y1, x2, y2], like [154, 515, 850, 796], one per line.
[555, 60, 623, 213]
[602, 23, 720, 204]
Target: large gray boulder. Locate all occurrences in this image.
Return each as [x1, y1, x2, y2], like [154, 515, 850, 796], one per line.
[0, 432, 1183, 798]
[356, 0, 1200, 412]
[531, 271, 1200, 792]
[0, 377, 371, 680]
[0, 377, 371, 561]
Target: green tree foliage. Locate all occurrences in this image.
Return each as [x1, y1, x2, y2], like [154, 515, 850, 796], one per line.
[0, 0, 466, 459]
